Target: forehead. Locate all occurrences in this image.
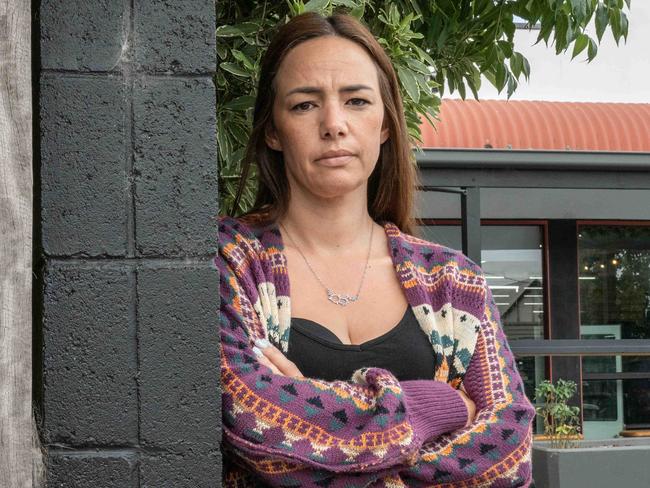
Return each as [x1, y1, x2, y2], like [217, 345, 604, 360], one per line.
[274, 36, 380, 94]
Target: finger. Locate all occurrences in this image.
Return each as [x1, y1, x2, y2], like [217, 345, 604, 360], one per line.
[253, 346, 283, 375]
[255, 339, 304, 379]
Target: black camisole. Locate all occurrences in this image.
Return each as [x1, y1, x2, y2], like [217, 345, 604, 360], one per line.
[286, 306, 437, 382]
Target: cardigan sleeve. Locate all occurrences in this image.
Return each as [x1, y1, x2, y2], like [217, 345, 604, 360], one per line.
[217, 232, 469, 478]
[394, 283, 536, 487]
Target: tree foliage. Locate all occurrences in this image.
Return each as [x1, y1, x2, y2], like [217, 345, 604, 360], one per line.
[217, 0, 631, 215]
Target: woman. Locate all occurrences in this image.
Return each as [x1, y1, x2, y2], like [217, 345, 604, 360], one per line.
[216, 12, 535, 487]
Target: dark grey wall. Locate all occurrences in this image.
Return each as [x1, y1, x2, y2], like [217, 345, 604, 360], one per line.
[37, 1, 220, 486]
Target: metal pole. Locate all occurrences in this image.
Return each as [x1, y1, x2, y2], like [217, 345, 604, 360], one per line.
[461, 186, 481, 264]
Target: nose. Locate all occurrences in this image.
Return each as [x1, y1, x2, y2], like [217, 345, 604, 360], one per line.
[319, 102, 348, 139]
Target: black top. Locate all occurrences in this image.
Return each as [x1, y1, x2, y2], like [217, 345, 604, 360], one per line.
[286, 306, 437, 382]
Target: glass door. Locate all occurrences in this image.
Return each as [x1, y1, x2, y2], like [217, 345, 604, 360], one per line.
[580, 325, 624, 439]
[578, 224, 650, 438]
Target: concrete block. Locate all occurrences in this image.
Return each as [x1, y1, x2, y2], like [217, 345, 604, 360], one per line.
[140, 452, 222, 488]
[40, 75, 127, 257]
[40, 0, 127, 71]
[47, 452, 138, 488]
[43, 264, 137, 445]
[137, 267, 220, 451]
[134, 0, 216, 73]
[133, 77, 217, 257]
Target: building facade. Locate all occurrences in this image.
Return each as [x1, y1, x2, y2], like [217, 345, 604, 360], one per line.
[418, 4, 650, 438]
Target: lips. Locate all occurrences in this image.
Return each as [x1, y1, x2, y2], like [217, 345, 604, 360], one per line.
[317, 149, 352, 161]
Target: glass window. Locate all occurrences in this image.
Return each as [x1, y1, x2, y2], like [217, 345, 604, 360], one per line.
[421, 224, 546, 417]
[578, 225, 650, 438]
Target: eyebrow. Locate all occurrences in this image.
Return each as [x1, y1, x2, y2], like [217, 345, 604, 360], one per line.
[285, 84, 374, 97]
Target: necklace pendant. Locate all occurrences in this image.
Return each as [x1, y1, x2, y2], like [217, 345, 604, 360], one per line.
[327, 289, 357, 307]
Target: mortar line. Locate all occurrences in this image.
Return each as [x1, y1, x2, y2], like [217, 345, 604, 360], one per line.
[126, 0, 142, 486]
[41, 68, 212, 79]
[47, 256, 214, 266]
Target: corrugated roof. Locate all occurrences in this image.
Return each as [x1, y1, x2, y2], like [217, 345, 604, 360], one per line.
[420, 99, 650, 152]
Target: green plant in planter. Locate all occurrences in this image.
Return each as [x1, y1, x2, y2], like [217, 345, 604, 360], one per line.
[534, 379, 582, 449]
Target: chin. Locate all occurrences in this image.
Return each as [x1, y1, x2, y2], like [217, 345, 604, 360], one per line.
[311, 180, 365, 199]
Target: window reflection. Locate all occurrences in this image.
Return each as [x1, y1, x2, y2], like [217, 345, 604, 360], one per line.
[579, 225, 650, 438]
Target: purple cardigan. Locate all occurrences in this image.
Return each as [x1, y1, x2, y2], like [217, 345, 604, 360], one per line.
[216, 216, 535, 487]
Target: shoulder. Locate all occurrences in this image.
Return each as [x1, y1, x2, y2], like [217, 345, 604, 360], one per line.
[217, 215, 276, 252]
[386, 222, 488, 317]
[218, 215, 256, 243]
[215, 215, 284, 276]
[385, 222, 484, 277]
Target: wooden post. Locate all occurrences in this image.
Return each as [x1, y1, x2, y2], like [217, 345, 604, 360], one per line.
[0, 1, 41, 486]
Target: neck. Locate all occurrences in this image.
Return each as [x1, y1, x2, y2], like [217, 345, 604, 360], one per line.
[279, 189, 376, 257]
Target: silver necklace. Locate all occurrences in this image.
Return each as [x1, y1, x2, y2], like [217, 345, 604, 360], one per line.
[279, 221, 374, 307]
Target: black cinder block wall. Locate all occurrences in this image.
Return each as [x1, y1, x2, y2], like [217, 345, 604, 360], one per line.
[37, 1, 220, 486]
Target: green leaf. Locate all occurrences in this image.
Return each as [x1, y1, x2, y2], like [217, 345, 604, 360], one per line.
[536, 15, 554, 45]
[497, 40, 513, 58]
[486, 44, 498, 67]
[554, 14, 569, 53]
[507, 73, 517, 98]
[609, 8, 622, 44]
[216, 25, 243, 37]
[502, 18, 516, 41]
[495, 63, 507, 92]
[457, 81, 466, 100]
[304, 0, 329, 12]
[570, 0, 588, 21]
[216, 122, 231, 162]
[620, 11, 629, 41]
[288, 0, 306, 16]
[522, 56, 531, 80]
[228, 124, 250, 146]
[231, 49, 255, 70]
[224, 95, 256, 111]
[332, 0, 358, 8]
[571, 33, 589, 59]
[389, 3, 400, 25]
[466, 75, 480, 99]
[217, 43, 228, 60]
[220, 62, 249, 77]
[510, 52, 523, 78]
[406, 57, 431, 75]
[587, 37, 598, 61]
[595, 3, 608, 42]
[349, 4, 365, 18]
[397, 66, 420, 103]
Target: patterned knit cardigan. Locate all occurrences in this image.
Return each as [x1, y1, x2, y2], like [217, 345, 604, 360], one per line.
[216, 216, 535, 487]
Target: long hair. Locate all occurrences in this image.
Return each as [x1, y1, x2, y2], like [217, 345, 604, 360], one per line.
[232, 12, 419, 235]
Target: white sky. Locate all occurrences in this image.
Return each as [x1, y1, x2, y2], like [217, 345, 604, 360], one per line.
[449, 3, 650, 103]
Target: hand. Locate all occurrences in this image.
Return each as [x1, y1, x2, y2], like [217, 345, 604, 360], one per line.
[457, 388, 476, 428]
[253, 339, 305, 379]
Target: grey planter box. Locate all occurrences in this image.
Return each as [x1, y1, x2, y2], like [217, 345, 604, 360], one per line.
[532, 437, 650, 488]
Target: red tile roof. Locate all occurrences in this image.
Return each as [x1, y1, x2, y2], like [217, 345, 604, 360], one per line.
[420, 99, 650, 152]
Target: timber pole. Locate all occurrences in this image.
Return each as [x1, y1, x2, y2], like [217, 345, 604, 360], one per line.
[0, 0, 40, 486]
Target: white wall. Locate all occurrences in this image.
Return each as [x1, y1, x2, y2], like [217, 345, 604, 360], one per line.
[453, 3, 650, 103]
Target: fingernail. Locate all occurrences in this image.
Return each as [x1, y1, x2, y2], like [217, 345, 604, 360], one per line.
[255, 338, 270, 349]
[252, 346, 263, 357]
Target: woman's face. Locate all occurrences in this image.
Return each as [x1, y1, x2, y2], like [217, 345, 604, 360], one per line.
[266, 36, 389, 200]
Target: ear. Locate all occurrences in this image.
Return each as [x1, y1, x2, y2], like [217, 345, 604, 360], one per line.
[380, 123, 390, 145]
[265, 125, 283, 152]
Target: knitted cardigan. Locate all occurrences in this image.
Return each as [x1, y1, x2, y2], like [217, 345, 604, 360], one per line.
[216, 215, 535, 487]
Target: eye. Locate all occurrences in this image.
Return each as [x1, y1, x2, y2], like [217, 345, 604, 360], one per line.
[291, 101, 315, 112]
[347, 98, 370, 107]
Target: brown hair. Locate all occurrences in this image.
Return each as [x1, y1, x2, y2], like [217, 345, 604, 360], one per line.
[232, 12, 419, 235]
